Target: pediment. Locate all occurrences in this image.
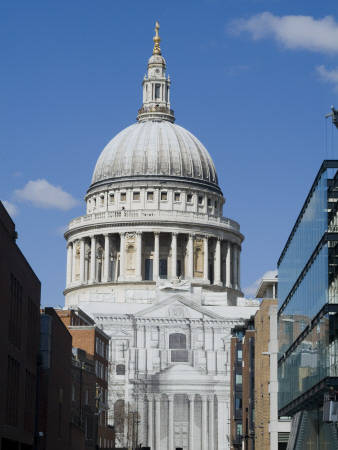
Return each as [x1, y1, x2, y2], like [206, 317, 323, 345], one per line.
[134, 294, 224, 320]
[110, 328, 133, 338]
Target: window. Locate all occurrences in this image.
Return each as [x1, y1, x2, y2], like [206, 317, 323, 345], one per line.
[215, 201, 218, 208]
[198, 196, 203, 205]
[72, 383, 75, 401]
[100, 195, 104, 205]
[161, 192, 167, 201]
[109, 193, 114, 203]
[120, 192, 126, 202]
[155, 84, 161, 99]
[147, 191, 154, 201]
[169, 333, 187, 349]
[174, 192, 181, 202]
[207, 198, 211, 207]
[187, 194, 193, 203]
[236, 423, 242, 435]
[236, 374, 242, 385]
[85, 388, 89, 405]
[237, 349, 243, 361]
[133, 191, 140, 201]
[116, 364, 125, 375]
[235, 398, 242, 409]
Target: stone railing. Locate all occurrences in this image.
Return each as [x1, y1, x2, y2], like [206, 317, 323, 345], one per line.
[68, 209, 240, 231]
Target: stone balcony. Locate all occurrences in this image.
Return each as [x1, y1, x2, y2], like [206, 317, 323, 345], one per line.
[68, 209, 240, 232]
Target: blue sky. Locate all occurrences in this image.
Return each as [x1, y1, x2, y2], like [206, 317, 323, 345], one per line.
[1, 0, 338, 306]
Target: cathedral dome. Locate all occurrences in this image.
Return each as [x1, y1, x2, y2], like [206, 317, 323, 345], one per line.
[90, 120, 219, 189]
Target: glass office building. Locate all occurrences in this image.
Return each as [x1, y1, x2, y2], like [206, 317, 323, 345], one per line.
[278, 160, 338, 447]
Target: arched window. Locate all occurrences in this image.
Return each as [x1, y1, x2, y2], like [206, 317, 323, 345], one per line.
[116, 364, 125, 376]
[169, 333, 187, 349]
[114, 399, 125, 434]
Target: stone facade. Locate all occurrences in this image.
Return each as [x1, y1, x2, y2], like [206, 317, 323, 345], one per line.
[63, 24, 259, 450]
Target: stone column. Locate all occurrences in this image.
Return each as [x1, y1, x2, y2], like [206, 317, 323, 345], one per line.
[203, 236, 209, 282]
[154, 394, 162, 449]
[136, 232, 142, 281]
[89, 235, 96, 284]
[226, 241, 231, 288]
[217, 394, 229, 450]
[147, 394, 154, 449]
[208, 395, 214, 450]
[72, 240, 77, 284]
[80, 238, 85, 284]
[188, 394, 195, 450]
[171, 232, 177, 279]
[153, 232, 160, 280]
[233, 244, 238, 289]
[66, 241, 73, 286]
[167, 394, 174, 450]
[136, 394, 145, 446]
[214, 238, 222, 286]
[188, 234, 194, 279]
[103, 233, 110, 282]
[119, 232, 125, 281]
[201, 395, 208, 450]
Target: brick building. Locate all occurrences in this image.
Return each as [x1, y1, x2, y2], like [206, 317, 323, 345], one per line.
[70, 347, 96, 450]
[57, 308, 114, 449]
[0, 201, 41, 450]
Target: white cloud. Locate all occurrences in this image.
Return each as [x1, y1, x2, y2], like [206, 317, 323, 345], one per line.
[243, 269, 278, 298]
[2, 201, 19, 218]
[229, 13, 338, 54]
[317, 65, 338, 89]
[14, 179, 78, 211]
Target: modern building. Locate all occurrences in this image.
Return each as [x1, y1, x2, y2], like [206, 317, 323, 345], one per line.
[57, 308, 114, 449]
[63, 23, 259, 450]
[0, 201, 41, 450]
[278, 160, 338, 448]
[38, 307, 72, 450]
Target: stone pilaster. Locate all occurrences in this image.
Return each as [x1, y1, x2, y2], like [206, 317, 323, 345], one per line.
[188, 393, 195, 450]
[171, 232, 177, 279]
[153, 232, 159, 280]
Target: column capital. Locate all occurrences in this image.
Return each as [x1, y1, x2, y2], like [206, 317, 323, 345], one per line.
[187, 393, 195, 402]
[207, 394, 215, 402]
[146, 393, 154, 401]
[167, 393, 175, 402]
[67, 241, 73, 248]
[104, 232, 109, 238]
[119, 231, 125, 237]
[171, 231, 178, 237]
[200, 394, 208, 402]
[134, 393, 145, 401]
[136, 231, 143, 236]
[154, 231, 160, 236]
[154, 393, 162, 402]
[188, 233, 195, 239]
[216, 394, 229, 403]
[90, 234, 96, 240]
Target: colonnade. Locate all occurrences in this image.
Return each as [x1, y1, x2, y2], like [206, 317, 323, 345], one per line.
[66, 231, 241, 290]
[134, 392, 228, 450]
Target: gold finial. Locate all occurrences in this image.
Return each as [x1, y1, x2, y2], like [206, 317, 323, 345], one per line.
[152, 21, 161, 55]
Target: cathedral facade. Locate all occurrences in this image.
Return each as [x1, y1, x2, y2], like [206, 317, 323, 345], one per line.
[64, 23, 258, 450]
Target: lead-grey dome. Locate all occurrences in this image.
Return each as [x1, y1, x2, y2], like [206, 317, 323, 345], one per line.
[91, 121, 219, 189]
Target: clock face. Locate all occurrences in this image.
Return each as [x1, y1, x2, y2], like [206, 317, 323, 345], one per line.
[155, 69, 160, 73]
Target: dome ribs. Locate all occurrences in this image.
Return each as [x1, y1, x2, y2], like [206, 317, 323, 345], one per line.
[90, 121, 220, 189]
